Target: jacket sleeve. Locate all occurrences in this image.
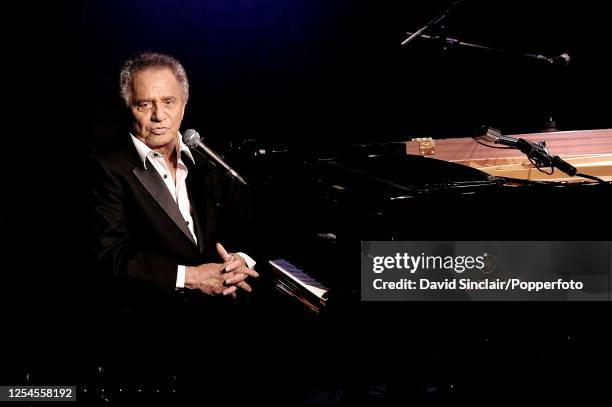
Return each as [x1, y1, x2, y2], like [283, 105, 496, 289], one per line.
[90, 154, 178, 294]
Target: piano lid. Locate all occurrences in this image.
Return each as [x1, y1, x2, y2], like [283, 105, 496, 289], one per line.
[322, 153, 493, 190]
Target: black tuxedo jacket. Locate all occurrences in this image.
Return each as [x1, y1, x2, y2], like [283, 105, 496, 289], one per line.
[90, 136, 254, 317]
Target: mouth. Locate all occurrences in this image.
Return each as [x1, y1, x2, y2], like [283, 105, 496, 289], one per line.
[150, 127, 169, 135]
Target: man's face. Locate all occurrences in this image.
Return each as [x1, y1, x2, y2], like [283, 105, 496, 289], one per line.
[129, 67, 186, 148]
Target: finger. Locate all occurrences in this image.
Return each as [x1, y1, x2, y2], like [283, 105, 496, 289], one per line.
[231, 266, 259, 278]
[216, 242, 233, 262]
[224, 258, 245, 272]
[241, 268, 259, 278]
[222, 272, 236, 285]
[225, 272, 250, 285]
[236, 281, 252, 293]
[224, 273, 247, 285]
[231, 292, 237, 299]
[223, 285, 238, 296]
[226, 266, 258, 278]
[213, 282, 227, 295]
[203, 285, 223, 296]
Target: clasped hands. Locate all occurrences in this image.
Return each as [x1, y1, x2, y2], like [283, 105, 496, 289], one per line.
[185, 243, 259, 298]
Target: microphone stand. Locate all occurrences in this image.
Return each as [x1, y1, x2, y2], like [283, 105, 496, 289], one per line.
[402, 2, 579, 136]
[403, 30, 571, 133]
[401, 0, 467, 47]
[402, 31, 565, 66]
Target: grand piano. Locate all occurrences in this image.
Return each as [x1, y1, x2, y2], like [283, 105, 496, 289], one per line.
[231, 128, 611, 402]
[242, 128, 611, 304]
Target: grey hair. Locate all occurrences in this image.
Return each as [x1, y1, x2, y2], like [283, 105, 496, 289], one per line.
[119, 52, 189, 107]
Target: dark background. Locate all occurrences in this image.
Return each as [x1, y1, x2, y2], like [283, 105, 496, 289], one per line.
[2, 0, 610, 404]
[82, 0, 611, 148]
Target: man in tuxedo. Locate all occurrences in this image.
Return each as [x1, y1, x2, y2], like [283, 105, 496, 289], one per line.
[90, 53, 319, 405]
[91, 52, 260, 339]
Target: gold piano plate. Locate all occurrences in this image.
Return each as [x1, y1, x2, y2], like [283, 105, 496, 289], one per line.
[405, 129, 612, 182]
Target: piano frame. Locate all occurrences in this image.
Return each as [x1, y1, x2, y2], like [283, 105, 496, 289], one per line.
[405, 128, 612, 182]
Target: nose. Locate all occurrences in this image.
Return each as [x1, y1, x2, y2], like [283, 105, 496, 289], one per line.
[150, 102, 167, 122]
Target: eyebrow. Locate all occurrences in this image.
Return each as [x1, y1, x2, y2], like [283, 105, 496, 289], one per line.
[135, 97, 176, 103]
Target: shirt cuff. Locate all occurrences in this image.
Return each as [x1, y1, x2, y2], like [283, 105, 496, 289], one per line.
[236, 252, 256, 269]
[176, 265, 186, 288]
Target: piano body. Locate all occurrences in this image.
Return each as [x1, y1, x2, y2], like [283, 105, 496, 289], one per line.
[232, 128, 611, 393]
[246, 128, 611, 307]
[229, 128, 612, 403]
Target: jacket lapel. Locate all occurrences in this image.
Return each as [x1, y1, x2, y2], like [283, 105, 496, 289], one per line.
[187, 186, 206, 254]
[183, 153, 208, 254]
[132, 162, 198, 247]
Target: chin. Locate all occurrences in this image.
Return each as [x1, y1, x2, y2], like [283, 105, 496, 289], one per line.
[148, 133, 175, 145]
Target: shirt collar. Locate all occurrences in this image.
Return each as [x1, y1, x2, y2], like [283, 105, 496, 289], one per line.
[130, 132, 196, 169]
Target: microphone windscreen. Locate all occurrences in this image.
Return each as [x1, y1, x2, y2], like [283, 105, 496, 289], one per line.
[552, 53, 571, 65]
[560, 53, 571, 65]
[182, 129, 200, 147]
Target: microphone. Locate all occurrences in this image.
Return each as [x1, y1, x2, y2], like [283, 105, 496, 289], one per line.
[482, 127, 577, 176]
[547, 53, 571, 66]
[182, 129, 248, 185]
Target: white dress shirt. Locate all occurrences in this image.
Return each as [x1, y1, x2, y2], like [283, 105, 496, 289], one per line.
[130, 133, 255, 288]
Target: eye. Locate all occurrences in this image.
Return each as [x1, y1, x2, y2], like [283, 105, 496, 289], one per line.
[136, 101, 152, 111]
[163, 98, 176, 106]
